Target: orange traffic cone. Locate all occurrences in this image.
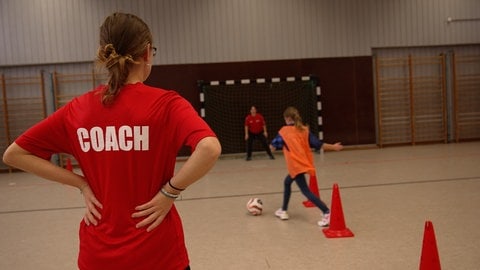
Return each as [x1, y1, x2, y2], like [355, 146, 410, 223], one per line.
[303, 174, 321, 207]
[419, 221, 441, 270]
[65, 158, 73, 171]
[322, 183, 354, 238]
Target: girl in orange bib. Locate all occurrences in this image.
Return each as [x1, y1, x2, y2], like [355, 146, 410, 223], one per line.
[270, 107, 343, 226]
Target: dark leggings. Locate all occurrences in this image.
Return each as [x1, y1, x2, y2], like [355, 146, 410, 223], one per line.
[246, 132, 273, 157]
[282, 173, 330, 214]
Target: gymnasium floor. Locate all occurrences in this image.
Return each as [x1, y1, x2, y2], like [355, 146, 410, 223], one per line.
[1, 141, 479, 269]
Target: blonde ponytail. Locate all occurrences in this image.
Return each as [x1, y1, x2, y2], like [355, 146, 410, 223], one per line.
[283, 106, 306, 131]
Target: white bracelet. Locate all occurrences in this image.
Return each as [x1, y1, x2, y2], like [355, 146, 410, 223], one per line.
[160, 188, 179, 199]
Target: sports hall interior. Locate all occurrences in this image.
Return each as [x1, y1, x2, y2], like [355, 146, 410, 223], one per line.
[1, 1, 479, 269]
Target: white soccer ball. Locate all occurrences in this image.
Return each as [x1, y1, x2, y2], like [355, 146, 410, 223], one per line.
[246, 198, 263, 216]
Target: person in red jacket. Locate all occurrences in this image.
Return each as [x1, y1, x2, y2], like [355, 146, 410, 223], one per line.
[244, 105, 275, 160]
[2, 12, 221, 270]
[270, 107, 343, 227]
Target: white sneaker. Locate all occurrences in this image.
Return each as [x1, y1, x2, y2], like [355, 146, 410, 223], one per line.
[318, 213, 330, 227]
[275, 208, 289, 220]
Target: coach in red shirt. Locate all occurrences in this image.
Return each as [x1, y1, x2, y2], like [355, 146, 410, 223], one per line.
[244, 105, 275, 161]
[3, 12, 221, 270]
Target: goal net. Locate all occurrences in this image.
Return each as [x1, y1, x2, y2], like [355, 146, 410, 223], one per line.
[199, 76, 321, 155]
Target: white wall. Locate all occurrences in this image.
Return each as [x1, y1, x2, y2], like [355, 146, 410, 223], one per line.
[1, 0, 479, 66]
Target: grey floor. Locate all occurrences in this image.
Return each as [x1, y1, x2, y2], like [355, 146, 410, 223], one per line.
[1, 141, 479, 270]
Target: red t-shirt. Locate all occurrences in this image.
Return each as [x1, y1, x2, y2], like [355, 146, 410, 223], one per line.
[244, 113, 265, 134]
[15, 83, 216, 270]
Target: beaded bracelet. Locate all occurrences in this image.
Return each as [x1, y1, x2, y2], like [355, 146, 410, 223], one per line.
[160, 188, 179, 199]
[168, 180, 185, 191]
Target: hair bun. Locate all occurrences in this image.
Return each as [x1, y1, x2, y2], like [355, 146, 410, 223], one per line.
[103, 44, 117, 59]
